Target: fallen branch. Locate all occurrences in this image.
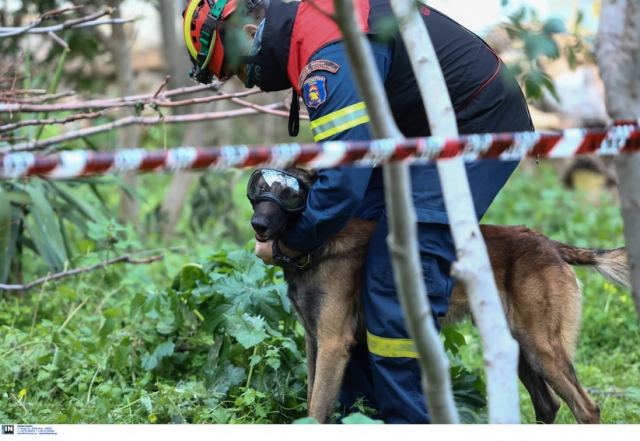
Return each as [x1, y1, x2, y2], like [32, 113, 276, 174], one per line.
[0, 253, 164, 292]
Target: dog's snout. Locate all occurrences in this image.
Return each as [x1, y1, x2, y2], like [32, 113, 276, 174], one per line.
[251, 217, 270, 236]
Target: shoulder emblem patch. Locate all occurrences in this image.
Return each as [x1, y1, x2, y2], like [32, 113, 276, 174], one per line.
[302, 75, 328, 109]
[298, 59, 340, 90]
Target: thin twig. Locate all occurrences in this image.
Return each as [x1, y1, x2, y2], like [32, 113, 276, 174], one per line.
[0, 253, 164, 292]
[0, 8, 114, 38]
[47, 31, 70, 50]
[0, 110, 108, 134]
[0, 91, 76, 105]
[153, 76, 171, 99]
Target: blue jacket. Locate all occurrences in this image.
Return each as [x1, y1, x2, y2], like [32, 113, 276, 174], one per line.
[250, 1, 534, 252]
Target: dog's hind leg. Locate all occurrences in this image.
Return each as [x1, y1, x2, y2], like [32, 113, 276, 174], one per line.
[521, 336, 600, 423]
[518, 351, 560, 423]
[538, 350, 599, 423]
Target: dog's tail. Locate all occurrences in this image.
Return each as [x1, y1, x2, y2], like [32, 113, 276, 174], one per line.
[553, 241, 630, 289]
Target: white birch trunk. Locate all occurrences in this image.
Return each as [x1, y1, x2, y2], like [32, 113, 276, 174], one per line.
[596, 0, 640, 317]
[333, 0, 459, 423]
[389, 0, 520, 423]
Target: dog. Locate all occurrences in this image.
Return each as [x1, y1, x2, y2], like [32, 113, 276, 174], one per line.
[248, 167, 629, 424]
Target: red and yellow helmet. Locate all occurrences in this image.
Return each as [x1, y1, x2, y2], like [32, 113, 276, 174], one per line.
[183, 0, 238, 83]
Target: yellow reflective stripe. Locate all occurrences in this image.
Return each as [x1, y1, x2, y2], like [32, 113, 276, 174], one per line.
[309, 102, 367, 130]
[313, 115, 370, 141]
[183, 0, 199, 59]
[367, 331, 418, 358]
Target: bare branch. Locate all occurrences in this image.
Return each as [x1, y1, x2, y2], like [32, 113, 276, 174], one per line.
[0, 253, 164, 292]
[0, 110, 108, 134]
[4, 103, 287, 152]
[153, 76, 172, 99]
[1, 91, 76, 104]
[0, 86, 254, 113]
[0, 8, 121, 38]
[47, 31, 70, 50]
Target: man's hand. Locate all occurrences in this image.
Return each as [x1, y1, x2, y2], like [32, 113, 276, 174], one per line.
[255, 239, 275, 265]
[255, 239, 301, 266]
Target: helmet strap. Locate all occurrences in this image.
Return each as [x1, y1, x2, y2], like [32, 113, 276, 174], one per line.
[193, 0, 229, 79]
[288, 90, 300, 137]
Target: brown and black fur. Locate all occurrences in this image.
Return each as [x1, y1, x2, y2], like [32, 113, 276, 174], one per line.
[250, 168, 629, 424]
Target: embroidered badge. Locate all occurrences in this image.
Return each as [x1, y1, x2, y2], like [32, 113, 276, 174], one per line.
[302, 76, 328, 109]
[298, 60, 340, 90]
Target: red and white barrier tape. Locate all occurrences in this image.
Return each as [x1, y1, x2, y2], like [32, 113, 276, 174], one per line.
[1, 124, 640, 179]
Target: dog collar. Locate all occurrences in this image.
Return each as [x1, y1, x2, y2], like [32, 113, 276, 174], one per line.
[272, 239, 312, 271]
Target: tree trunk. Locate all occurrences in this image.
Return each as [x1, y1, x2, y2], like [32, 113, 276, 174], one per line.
[159, 0, 185, 90]
[106, 0, 141, 225]
[597, 0, 640, 316]
[157, 0, 208, 237]
[389, 0, 520, 423]
[334, 0, 459, 423]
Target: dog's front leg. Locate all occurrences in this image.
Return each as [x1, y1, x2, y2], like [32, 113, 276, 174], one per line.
[305, 333, 318, 406]
[308, 332, 354, 423]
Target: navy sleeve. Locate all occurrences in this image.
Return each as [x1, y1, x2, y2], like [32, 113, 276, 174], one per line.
[279, 41, 392, 252]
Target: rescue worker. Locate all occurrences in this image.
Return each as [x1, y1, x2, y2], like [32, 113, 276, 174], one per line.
[183, 0, 533, 423]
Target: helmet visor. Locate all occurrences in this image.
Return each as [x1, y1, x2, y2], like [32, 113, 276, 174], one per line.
[247, 169, 308, 212]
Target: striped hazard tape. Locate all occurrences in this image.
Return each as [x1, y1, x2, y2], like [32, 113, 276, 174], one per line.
[1, 123, 640, 180]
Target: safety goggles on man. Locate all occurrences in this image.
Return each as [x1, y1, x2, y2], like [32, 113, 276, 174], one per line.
[247, 168, 309, 212]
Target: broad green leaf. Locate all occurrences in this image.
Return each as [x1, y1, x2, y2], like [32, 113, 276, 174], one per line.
[0, 188, 18, 284]
[209, 362, 246, 395]
[47, 182, 98, 222]
[25, 179, 67, 271]
[141, 340, 175, 371]
[341, 413, 384, 424]
[171, 263, 206, 292]
[227, 314, 268, 349]
[292, 417, 320, 424]
[543, 17, 566, 35]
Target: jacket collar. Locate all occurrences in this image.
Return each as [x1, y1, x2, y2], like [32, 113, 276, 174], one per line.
[245, 0, 299, 91]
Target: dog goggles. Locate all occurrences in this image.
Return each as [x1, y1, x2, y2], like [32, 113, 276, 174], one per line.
[247, 168, 308, 212]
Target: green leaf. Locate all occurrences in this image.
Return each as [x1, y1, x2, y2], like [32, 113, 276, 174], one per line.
[47, 181, 99, 222]
[25, 179, 68, 271]
[523, 33, 560, 60]
[0, 188, 18, 284]
[342, 413, 384, 424]
[543, 17, 566, 35]
[209, 362, 246, 395]
[293, 417, 320, 424]
[171, 263, 206, 292]
[227, 314, 268, 349]
[442, 326, 467, 354]
[141, 340, 175, 371]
